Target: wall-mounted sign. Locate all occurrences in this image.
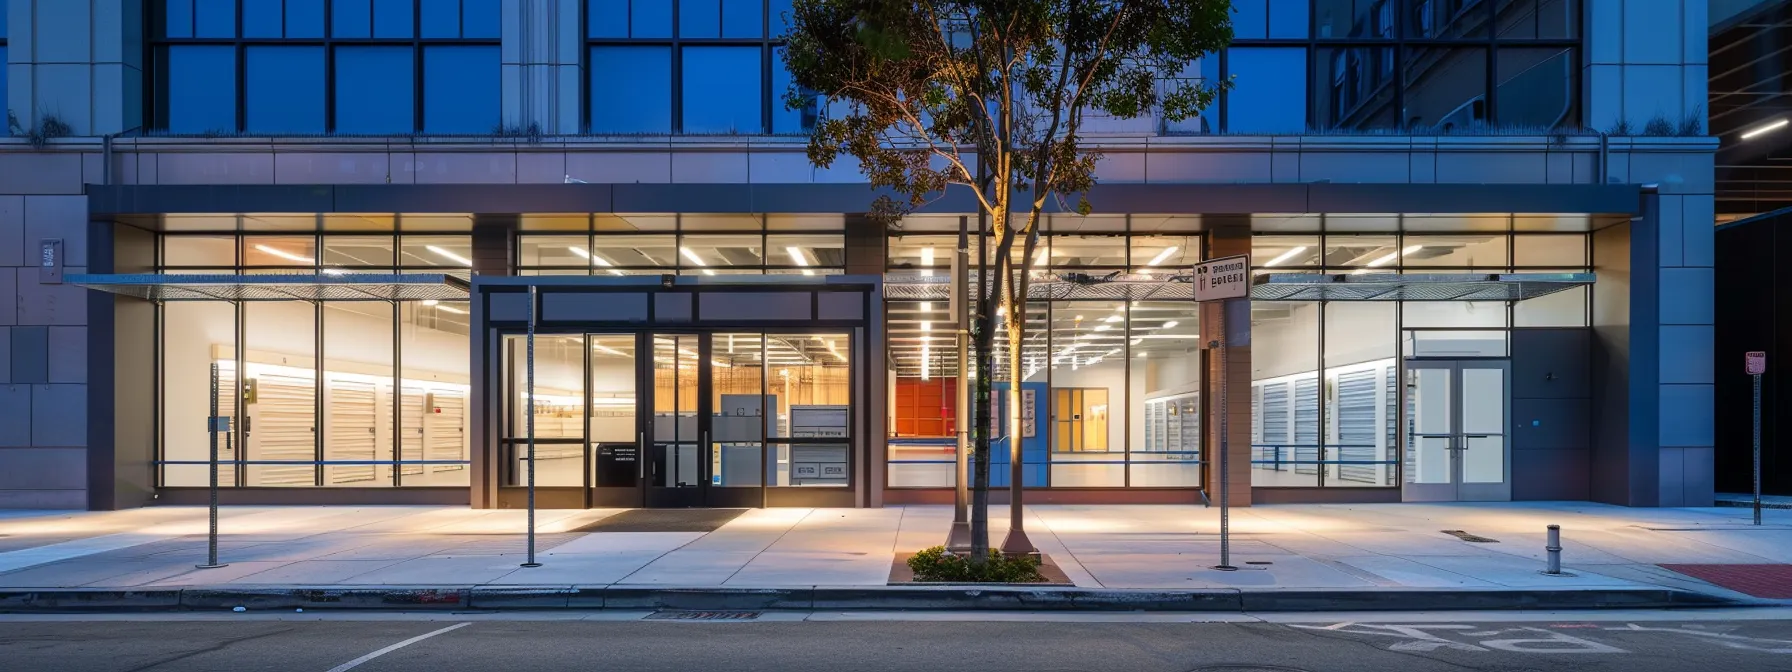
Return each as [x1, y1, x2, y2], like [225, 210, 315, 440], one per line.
[1194, 255, 1249, 302]
[1021, 389, 1036, 438]
[1747, 351, 1767, 376]
[39, 239, 62, 284]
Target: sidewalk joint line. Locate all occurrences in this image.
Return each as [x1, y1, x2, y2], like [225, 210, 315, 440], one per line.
[719, 508, 819, 587]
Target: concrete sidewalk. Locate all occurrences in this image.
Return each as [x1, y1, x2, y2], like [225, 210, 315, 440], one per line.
[0, 503, 1783, 611]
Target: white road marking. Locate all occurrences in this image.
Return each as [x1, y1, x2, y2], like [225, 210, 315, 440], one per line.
[323, 622, 471, 672]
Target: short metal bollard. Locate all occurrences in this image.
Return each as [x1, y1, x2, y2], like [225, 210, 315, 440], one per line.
[1544, 524, 1563, 575]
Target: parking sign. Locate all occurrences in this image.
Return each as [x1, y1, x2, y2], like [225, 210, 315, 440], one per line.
[1747, 351, 1767, 375]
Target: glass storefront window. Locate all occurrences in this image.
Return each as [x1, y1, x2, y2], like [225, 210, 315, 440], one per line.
[771, 333, 851, 487]
[520, 235, 594, 270]
[163, 235, 237, 267]
[1324, 302, 1398, 488]
[1251, 301, 1320, 487]
[322, 235, 396, 269]
[1252, 235, 1322, 269]
[244, 235, 319, 267]
[1047, 301, 1126, 487]
[1129, 301, 1202, 487]
[1129, 236, 1198, 276]
[161, 301, 238, 487]
[399, 235, 474, 269]
[1402, 234, 1509, 268]
[1324, 234, 1401, 268]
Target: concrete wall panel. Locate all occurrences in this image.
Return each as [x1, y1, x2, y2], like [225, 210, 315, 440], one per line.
[0, 154, 86, 195]
[672, 152, 751, 183]
[156, 153, 277, 185]
[1623, 0, 1683, 65]
[0, 197, 22, 267]
[1657, 195, 1684, 267]
[29, 384, 85, 447]
[25, 196, 89, 267]
[0, 448, 87, 490]
[272, 152, 397, 184]
[0, 490, 85, 508]
[1658, 267, 1714, 324]
[1659, 383, 1715, 447]
[15, 267, 87, 326]
[1512, 398, 1590, 451]
[1512, 449, 1590, 500]
[0, 385, 28, 447]
[1659, 325, 1714, 385]
[1435, 152, 1548, 184]
[1094, 151, 1146, 183]
[1682, 196, 1715, 266]
[1152, 151, 1274, 183]
[566, 152, 672, 183]
[1658, 446, 1686, 506]
[0, 328, 10, 383]
[46, 326, 85, 383]
[10, 326, 46, 384]
[516, 152, 569, 184]
[412, 153, 520, 184]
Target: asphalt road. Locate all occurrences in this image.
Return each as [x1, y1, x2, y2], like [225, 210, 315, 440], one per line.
[6, 613, 1792, 672]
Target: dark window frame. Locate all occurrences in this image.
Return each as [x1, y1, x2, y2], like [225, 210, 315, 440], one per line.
[584, 0, 802, 135]
[148, 0, 501, 134]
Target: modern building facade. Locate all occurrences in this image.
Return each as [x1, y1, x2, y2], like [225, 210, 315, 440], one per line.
[0, 0, 1719, 511]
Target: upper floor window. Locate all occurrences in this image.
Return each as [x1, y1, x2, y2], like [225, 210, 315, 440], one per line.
[152, 0, 501, 135]
[586, 0, 813, 135]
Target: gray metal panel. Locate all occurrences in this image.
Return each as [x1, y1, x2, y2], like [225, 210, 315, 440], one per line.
[817, 292, 863, 320]
[1251, 273, 1594, 301]
[699, 292, 812, 321]
[1511, 397, 1590, 451]
[488, 292, 532, 322]
[541, 292, 647, 322]
[1510, 329, 1591, 399]
[655, 293, 692, 322]
[10, 326, 46, 384]
[85, 183, 1646, 217]
[1510, 449, 1591, 500]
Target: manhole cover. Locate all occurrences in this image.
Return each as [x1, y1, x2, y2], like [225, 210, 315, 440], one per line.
[1441, 529, 1499, 543]
[645, 611, 762, 621]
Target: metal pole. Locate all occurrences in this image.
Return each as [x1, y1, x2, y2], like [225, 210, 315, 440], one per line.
[947, 220, 972, 552]
[1754, 372, 1764, 526]
[197, 362, 226, 570]
[1212, 301, 1235, 571]
[522, 286, 542, 568]
[1545, 524, 1562, 575]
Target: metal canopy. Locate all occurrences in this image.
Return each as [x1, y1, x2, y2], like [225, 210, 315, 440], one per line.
[1250, 273, 1594, 301]
[66, 273, 471, 302]
[883, 272, 1593, 302]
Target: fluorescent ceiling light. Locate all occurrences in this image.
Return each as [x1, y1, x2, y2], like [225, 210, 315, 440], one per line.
[422, 299, 439, 306]
[1104, 315, 1122, 323]
[1367, 245, 1424, 268]
[921, 321, 931, 332]
[679, 246, 707, 267]
[920, 245, 935, 276]
[321, 268, 347, 276]
[1094, 325, 1111, 332]
[254, 244, 314, 264]
[1035, 248, 1049, 266]
[434, 304, 467, 315]
[1146, 246, 1178, 266]
[1264, 246, 1308, 267]
[1162, 320, 1179, 329]
[1742, 118, 1788, 140]
[592, 344, 627, 356]
[919, 301, 932, 312]
[426, 245, 472, 266]
[568, 246, 624, 276]
[785, 246, 814, 275]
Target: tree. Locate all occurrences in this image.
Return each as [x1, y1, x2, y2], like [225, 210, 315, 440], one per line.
[784, 0, 1233, 561]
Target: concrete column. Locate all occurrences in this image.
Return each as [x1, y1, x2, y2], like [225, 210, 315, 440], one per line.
[472, 214, 518, 276]
[502, 0, 583, 134]
[8, 0, 145, 136]
[1203, 218, 1252, 506]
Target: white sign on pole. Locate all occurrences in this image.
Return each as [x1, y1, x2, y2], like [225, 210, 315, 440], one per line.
[1747, 351, 1767, 375]
[1194, 255, 1250, 302]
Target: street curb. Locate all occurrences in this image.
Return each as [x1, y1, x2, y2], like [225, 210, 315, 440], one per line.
[0, 585, 1745, 613]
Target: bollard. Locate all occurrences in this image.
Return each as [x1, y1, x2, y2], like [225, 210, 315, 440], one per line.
[1545, 524, 1563, 575]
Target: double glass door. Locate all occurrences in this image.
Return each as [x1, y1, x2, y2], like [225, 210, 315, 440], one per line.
[1402, 359, 1511, 502]
[508, 330, 852, 508]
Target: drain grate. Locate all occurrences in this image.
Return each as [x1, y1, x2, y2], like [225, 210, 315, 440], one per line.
[1441, 529, 1499, 543]
[646, 611, 762, 621]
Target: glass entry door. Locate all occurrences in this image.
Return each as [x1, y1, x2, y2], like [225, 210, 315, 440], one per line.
[643, 332, 770, 508]
[1402, 359, 1511, 502]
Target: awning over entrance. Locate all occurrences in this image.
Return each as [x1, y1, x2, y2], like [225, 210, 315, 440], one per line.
[883, 272, 1593, 302]
[1250, 272, 1594, 301]
[66, 273, 471, 301]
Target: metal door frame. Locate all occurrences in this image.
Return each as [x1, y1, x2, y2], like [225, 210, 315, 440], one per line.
[1401, 358, 1512, 502]
[643, 331, 711, 508]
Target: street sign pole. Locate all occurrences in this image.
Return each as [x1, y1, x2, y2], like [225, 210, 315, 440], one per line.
[522, 285, 542, 568]
[1747, 351, 1767, 526]
[197, 362, 227, 570]
[1194, 255, 1249, 572]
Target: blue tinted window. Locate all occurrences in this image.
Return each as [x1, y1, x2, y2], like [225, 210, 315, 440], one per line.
[1227, 48, 1307, 133]
[425, 46, 500, 133]
[422, 0, 460, 37]
[589, 0, 628, 37]
[1232, 0, 1268, 39]
[246, 46, 326, 133]
[334, 0, 371, 37]
[0, 47, 6, 135]
[336, 47, 415, 133]
[287, 0, 326, 37]
[683, 47, 762, 133]
[633, 0, 672, 37]
[1269, 0, 1309, 38]
[463, 0, 500, 38]
[771, 0, 793, 36]
[244, 0, 283, 37]
[166, 0, 194, 37]
[590, 46, 672, 133]
[1163, 58, 1218, 134]
[680, 0, 720, 38]
[771, 47, 817, 134]
[374, 0, 414, 37]
[168, 46, 238, 133]
[722, 0, 763, 37]
[195, 0, 236, 37]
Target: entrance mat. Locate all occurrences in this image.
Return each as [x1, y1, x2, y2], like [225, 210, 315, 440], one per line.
[888, 552, 1075, 586]
[572, 508, 748, 533]
[1660, 564, 1792, 598]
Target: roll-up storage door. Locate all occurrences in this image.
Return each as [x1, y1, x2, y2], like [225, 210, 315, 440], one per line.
[425, 391, 467, 473]
[1294, 378, 1319, 476]
[1334, 369, 1377, 484]
[327, 378, 378, 484]
[401, 387, 426, 476]
[248, 373, 314, 486]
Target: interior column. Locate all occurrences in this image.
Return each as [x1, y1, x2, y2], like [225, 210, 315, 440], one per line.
[1203, 216, 1253, 506]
